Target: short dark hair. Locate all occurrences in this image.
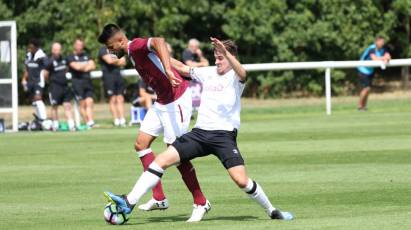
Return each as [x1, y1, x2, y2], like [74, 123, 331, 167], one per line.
[98, 23, 121, 44]
[28, 38, 40, 48]
[375, 35, 385, 41]
[220, 40, 238, 56]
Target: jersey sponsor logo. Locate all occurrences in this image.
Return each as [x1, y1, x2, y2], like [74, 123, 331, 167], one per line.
[54, 65, 66, 72]
[27, 62, 39, 68]
[204, 83, 224, 92]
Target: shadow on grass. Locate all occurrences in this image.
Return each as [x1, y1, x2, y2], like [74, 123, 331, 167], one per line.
[126, 215, 258, 225]
[203, 215, 258, 222]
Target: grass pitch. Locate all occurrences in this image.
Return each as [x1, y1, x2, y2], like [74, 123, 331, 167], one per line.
[1, 96, 411, 229]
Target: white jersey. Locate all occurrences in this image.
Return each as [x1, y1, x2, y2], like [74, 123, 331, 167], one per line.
[190, 67, 245, 131]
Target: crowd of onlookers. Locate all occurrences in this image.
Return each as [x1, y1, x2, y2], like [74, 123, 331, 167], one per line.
[21, 37, 209, 131]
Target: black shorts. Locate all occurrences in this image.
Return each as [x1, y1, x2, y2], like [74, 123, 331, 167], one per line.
[27, 82, 43, 98]
[103, 75, 125, 97]
[49, 83, 72, 105]
[72, 78, 93, 100]
[358, 72, 374, 88]
[172, 128, 245, 169]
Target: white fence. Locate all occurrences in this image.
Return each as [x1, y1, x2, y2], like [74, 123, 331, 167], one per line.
[87, 58, 411, 115]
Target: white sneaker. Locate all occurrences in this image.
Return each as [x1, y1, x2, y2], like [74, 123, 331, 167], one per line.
[186, 200, 211, 222]
[138, 198, 169, 211]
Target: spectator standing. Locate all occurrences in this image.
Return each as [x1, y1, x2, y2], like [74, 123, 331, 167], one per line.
[182, 38, 209, 67]
[67, 38, 96, 127]
[43, 42, 75, 131]
[98, 46, 127, 126]
[357, 35, 391, 111]
[182, 39, 209, 110]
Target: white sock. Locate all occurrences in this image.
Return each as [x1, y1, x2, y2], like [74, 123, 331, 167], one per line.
[137, 148, 152, 158]
[242, 179, 275, 214]
[127, 162, 164, 205]
[119, 118, 126, 125]
[86, 120, 95, 127]
[114, 118, 120, 126]
[67, 119, 75, 130]
[34, 101, 47, 120]
[52, 120, 59, 130]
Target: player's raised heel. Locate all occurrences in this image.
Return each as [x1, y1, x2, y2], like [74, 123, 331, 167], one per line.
[104, 191, 134, 214]
[270, 209, 294, 220]
[138, 198, 169, 211]
[186, 200, 211, 222]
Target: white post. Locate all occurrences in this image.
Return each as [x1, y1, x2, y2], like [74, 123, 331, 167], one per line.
[11, 21, 18, 131]
[325, 68, 332, 115]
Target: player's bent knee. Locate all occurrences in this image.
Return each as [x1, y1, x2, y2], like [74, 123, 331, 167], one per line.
[134, 140, 148, 151]
[227, 165, 249, 188]
[234, 177, 249, 189]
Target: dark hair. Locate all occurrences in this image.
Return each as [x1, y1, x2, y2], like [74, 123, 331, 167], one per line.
[221, 40, 238, 56]
[98, 23, 121, 44]
[375, 35, 385, 41]
[28, 38, 41, 48]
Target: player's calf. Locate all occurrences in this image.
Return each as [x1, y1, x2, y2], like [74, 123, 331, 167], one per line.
[227, 166, 293, 220]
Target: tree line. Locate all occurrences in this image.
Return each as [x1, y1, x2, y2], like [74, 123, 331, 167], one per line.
[1, 0, 410, 101]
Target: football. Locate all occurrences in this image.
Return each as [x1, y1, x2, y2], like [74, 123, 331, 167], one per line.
[103, 203, 129, 225]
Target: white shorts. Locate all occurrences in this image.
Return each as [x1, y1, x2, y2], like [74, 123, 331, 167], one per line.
[140, 89, 192, 144]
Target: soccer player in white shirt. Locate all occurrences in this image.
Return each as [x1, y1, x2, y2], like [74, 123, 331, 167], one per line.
[105, 37, 293, 221]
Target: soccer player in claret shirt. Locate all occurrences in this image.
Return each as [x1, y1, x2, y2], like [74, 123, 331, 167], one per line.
[104, 37, 294, 221]
[98, 24, 210, 222]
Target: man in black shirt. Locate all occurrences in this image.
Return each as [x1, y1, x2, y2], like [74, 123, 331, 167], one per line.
[182, 39, 209, 110]
[182, 38, 209, 67]
[21, 38, 48, 121]
[98, 46, 127, 126]
[43, 42, 75, 131]
[66, 38, 96, 128]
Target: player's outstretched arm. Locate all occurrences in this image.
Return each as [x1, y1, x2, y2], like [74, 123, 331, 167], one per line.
[150, 38, 182, 87]
[210, 37, 247, 82]
[171, 58, 191, 77]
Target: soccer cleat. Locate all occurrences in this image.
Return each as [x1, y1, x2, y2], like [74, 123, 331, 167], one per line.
[138, 198, 169, 211]
[186, 200, 211, 222]
[104, 191, 134, 214]
[269, 209, 294, 220]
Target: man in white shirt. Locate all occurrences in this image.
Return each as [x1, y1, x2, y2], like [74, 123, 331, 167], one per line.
[105, 38, 293, 222]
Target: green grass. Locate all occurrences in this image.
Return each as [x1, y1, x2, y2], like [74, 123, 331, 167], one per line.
[1, 97, 411, 229]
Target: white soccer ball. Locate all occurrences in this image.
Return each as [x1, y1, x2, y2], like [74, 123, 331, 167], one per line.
[104, 203, 129, 225]
[41, 120, 53, 131]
